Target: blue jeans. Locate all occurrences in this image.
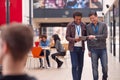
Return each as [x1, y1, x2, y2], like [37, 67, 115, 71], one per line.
[39, 50, 50, 67]
[70, 47, 84, 80]
[90, 48, 108, 80]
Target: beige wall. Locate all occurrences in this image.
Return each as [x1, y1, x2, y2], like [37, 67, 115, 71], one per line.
[32, 17, 103, 28]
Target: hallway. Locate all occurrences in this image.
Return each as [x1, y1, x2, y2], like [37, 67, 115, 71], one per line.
[25, 45, 120, 80]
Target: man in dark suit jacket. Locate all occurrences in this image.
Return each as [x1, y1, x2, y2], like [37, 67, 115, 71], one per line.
[66, 11, 86, 80]
[87, 11, 108, 80]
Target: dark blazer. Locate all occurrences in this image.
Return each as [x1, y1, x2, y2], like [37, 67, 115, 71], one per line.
[66, 21, 87, 51]
[86, 21, 108, 51]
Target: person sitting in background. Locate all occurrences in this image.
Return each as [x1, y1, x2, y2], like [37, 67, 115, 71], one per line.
[51, 34, 66, 68]
[39, 35, 51, 68]
[0, 23, 36, 80]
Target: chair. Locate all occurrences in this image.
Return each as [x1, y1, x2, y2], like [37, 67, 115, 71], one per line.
[26, 46, 45, 69]
[35, 41, 39, 47]
[31, 47, 43, 58]
[62, 43, 68, 53]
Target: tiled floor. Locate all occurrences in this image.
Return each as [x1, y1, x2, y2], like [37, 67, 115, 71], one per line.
[25, 48, 120, 80]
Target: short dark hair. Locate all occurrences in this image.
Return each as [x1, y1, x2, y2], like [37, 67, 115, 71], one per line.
[89, 11, 97, 17]
[40, 34, 47, 39]
[73, 11, 82, 18]
[1, 23, 33, 60]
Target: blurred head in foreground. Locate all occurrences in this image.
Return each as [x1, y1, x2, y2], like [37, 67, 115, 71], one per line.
[0, 23, 33, 76]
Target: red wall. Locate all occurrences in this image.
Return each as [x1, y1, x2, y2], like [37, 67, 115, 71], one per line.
[0, 0, 22, 26]
[10, 0, 22, 23]
[0, 0, 6, 25]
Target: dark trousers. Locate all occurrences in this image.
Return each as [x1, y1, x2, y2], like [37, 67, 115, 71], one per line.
[70, 47, 84, 80]
[51, 52, 66, 63]
[39, 50, 50, 67]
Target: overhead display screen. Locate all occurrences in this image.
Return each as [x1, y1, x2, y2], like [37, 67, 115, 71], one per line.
[33, 0, 103, 18]
[33, 0, 103, 9]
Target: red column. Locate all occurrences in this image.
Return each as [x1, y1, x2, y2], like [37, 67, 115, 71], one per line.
[10, 0, 22, 23]
[0, 0, 22, 26]
[0, 0, 6, 25]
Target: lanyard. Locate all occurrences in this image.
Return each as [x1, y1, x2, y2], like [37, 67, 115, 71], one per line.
[92, 24, 99, 34]
[76, 25, 80, 36]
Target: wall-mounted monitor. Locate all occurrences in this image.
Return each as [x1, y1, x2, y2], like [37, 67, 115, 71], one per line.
[33, 0, 103, 18]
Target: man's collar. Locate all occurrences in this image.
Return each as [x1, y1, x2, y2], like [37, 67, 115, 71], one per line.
[71, 21, 82, 26]
[92, 21, 99, 26]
